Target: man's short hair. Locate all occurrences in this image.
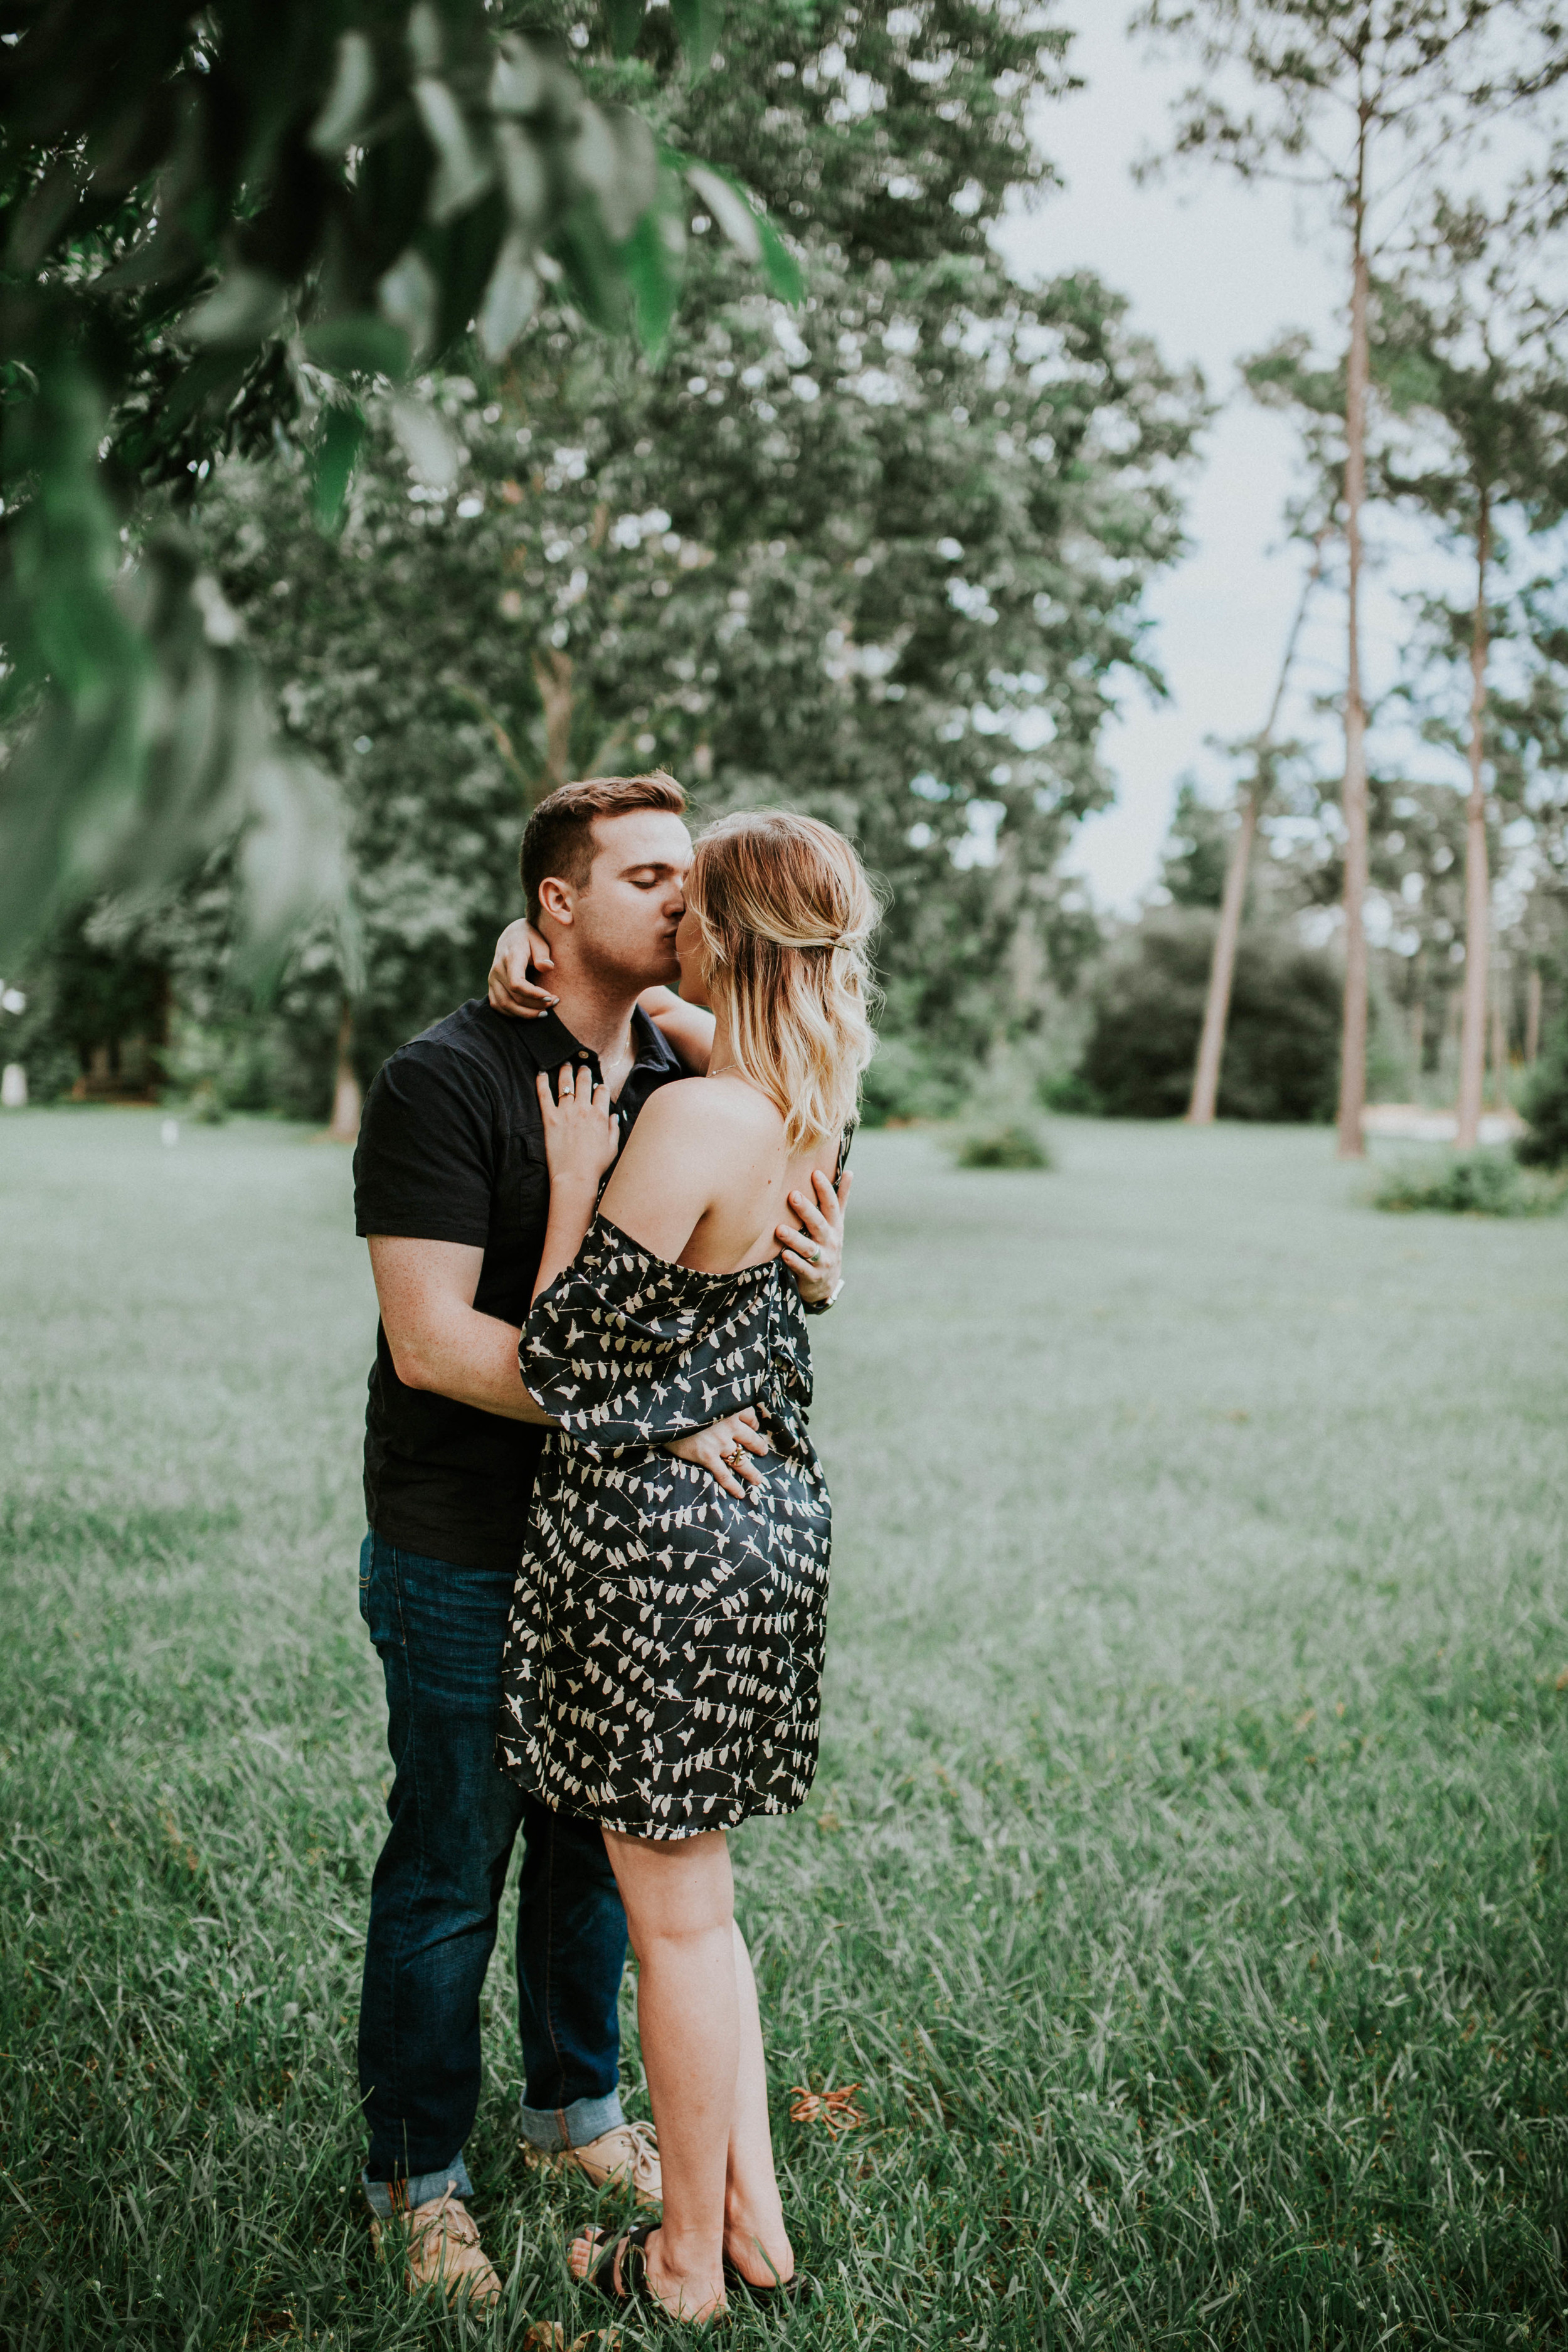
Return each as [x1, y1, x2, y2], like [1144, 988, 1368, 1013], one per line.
[520, 773, 687, 923]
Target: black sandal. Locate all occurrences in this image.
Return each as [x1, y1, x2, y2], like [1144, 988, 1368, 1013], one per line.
[721, 2253, 817, 2307]
[581, 2220, 661, 2311]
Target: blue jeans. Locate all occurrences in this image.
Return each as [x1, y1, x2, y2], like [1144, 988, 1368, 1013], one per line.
[356, 1532, 628, 2212]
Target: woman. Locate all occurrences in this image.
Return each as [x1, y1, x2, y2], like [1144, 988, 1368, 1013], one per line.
[496, 809, 876, 2324]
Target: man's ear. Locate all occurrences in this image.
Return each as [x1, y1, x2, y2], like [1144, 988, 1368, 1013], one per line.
[536, 875, 575, 929]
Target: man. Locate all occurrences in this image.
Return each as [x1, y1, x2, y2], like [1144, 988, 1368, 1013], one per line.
[352, 773, 849, 2311]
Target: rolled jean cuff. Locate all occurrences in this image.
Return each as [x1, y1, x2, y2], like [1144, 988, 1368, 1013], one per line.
[361, 2153, 474, 2219]
[518, 2089, 625, 2153]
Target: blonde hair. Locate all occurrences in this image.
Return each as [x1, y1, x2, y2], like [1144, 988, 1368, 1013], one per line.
[684, 810, 880, 1153]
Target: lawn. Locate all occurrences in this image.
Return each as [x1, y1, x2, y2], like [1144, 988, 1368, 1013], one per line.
[3, 1108, 1567, 2349]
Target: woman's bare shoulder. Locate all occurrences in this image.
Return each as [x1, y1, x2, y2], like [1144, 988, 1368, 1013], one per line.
[635, 1075, 781, 1140]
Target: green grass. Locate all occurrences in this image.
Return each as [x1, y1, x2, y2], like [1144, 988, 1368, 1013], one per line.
[3, 1108, 1568, 2349]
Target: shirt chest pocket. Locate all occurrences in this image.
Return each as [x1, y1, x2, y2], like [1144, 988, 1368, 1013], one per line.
[504, 1125, 549, 1238]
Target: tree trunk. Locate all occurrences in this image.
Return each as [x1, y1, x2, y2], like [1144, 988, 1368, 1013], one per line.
[1335, 236, 1372, 1160]
[1187, 795, 1258, 1126]
[1188, 537, 1325, 1125]
[1454, 487, 1491, 1151]
[531, 648, 575, 797]
[1525, 965, 1542, 1066]
[1489, 961, 1508, 1110]
[327, 999, 362, 1144]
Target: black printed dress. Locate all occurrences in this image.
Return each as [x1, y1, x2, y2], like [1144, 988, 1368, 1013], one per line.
[496, 1213, 831, 1840]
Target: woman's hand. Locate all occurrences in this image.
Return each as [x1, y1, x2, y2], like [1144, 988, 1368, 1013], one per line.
[537, 1062, 620, 1193]
[490, 918, 558, 1018]
[776, 1167, 851, 1302]
[665, 1406, 769, 1499]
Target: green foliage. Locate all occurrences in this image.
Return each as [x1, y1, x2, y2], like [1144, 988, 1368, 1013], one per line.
[160, 6, 1197, 1106]
[1079, 911, 1342, 1121]
[9, 1115, 1568, 2346]
[0, 1, 792, 963]
[1158, 776, 1232, 910]
[953, 1120, 1051, 1170]
[1517, 1021, 1568, 1168]
[1372, 1148, 1565, 1216]
[948, 1047, 1054, 1167]
[8, 6, 1181, 1101]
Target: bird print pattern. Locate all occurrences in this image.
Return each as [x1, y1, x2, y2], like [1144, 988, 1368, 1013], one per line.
[497, 1212, 831, 1840]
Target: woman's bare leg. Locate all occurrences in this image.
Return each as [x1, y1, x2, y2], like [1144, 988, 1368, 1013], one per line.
[571, 1827, 737, 2321]
[723, 1921, 795, 2286]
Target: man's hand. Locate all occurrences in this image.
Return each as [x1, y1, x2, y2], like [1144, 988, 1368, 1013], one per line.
[776, 1167, 851, 1305]
[665, 1407, 769, 1498]
[489, 918, 558, 1018]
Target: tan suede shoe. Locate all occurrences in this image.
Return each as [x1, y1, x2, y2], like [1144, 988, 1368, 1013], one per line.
[371, 2188, 502, 2311]
[524, 2118, 661, 2205]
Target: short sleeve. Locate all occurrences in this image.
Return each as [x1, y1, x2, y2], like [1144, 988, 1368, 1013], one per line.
[354, 1044, 497, 1245]
[519, 1218, 773, 1453]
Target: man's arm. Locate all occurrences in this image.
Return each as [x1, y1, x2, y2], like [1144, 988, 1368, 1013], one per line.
[368, 1235, 551, 1423]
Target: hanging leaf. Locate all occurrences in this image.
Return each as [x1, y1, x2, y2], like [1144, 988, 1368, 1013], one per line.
[490, 33, 545, 115]
[183, 268, 291, 347]
[389, 394, 462, 487]
[670, 0, 726, 76]
[685, 163, 760, 262]
[231, 751, 356, 987]
[406, 3, 443, 75]
[608, 0, 647, 58]
[476, 232, 540, 361]
[756, 209, 805, 307]
[310, 405, 368, 531]
[412, 77, 494, 223]
[302, 316, 411, 379]
[308, 31, 377, 155]
[621, 209, 682, 357]
[497, 120, 548, 231]
[376, 250, 440, 363]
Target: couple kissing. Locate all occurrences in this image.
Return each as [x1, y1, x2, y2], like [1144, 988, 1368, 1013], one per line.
[352, 770, 876, 2322]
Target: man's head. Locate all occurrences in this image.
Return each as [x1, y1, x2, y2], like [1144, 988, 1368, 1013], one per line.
[520, 773, 692, 993]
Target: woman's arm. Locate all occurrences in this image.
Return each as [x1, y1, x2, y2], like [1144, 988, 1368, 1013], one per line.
[635, 985, 716, 1073]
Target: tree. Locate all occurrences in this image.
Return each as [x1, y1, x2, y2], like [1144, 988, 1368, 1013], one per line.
[0, 0, 798, 968]
[1078, 909, 1342, 1122]
[1186, 531, 1326, 1123]
[1373, 253, 1568, 1144]
[1160, 778, 1233, 910]
[139, 4, 1200, 1116]
[1135, 0, 1568, 1155]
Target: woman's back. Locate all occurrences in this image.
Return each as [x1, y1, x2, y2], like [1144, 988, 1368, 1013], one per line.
[598, 1073, 834, 1278]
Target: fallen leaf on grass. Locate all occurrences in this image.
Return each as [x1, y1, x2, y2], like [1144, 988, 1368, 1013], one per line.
[1555, 1667, 1568, 1691]
[789, 2083, 866, 2135]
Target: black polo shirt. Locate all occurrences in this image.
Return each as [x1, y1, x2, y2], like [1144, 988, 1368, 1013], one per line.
[353, 997, 684, 1571]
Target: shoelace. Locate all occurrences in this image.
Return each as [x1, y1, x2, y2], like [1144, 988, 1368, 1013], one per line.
[410, 2190, 480, 2254]
[610, 2119, 660, 2189]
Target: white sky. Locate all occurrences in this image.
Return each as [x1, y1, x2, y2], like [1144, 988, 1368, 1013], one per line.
[993, 13, 1390, 912]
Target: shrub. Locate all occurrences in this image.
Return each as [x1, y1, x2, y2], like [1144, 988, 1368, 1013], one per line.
[1372, 1150, 1567, 1217]
[1517, 1025, 1568, 1170]
[948, 1050, 1054, 1170]
[1078, 912, 1341, 1121]
[955, 1120, 1052, 1170]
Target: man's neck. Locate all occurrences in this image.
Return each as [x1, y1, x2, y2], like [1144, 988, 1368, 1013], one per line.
[546, 967, 642, 1066]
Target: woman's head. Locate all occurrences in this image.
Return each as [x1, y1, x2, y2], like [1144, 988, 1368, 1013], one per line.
[677, 810, 880, 1150]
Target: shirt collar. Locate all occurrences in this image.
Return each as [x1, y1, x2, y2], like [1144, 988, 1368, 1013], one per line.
[504, 1000, 681, 1078]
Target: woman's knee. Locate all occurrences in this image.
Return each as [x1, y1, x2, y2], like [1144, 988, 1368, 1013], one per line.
[605, 1826, 733, 1948]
